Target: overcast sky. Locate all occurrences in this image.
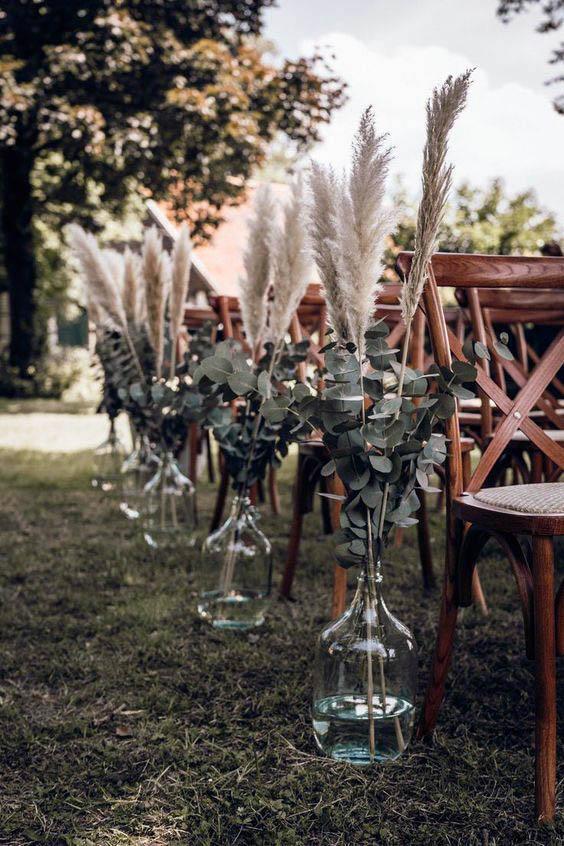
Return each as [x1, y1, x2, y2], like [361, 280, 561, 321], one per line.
[264, 0, 564, 227]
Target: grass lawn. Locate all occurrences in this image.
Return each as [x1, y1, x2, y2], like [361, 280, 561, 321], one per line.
[0, 419, 562, 844]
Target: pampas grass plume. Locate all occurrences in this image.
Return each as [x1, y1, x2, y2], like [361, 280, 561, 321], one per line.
[268, 176, 310, 344]
[169, 222, 192, 344]
[122, 248, 140, 324]
[307, 161, 350, 343]
[332, 107, 396, 350]
[142, 226, 170, 377]
[400, 70, 473, 323]
[68, 224, 128, 332]
[239, 185, 276, 349]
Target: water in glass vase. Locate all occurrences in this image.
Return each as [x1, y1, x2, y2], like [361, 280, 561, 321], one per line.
[313, 693, 415, 764]
[197, 589, 269, 630]
[198, 494, 272, 630]
[312, 565, 417, 765]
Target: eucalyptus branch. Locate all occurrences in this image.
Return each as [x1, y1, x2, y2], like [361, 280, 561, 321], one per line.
[219, 340, 284, 596]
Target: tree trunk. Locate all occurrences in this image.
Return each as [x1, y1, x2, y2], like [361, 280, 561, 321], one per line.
[1, 145, 42, 377]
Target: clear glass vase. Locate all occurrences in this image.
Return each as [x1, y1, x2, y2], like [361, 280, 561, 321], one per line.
[198, 493, 272, 630]
[313, 556, 417, 765]
[119, 438, 161, 520]
[91, 420, 127, 493]
[142, 452, 198, 549]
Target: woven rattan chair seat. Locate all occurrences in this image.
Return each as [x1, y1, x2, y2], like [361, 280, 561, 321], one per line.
[474, 483, 564, 515]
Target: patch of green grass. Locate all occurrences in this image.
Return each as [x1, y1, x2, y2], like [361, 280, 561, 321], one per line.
[0, 446, 562, 845]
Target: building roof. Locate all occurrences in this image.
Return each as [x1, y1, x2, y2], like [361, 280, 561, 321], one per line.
[147, 182, 313, 299]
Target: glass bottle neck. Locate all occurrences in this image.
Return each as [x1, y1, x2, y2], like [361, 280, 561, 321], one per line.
[229, 493, 253, 518]
[352, 555, 385, 605]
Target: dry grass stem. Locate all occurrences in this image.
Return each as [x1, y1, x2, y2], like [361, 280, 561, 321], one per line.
[123, 248, 140, 325]
[333, 107, 396, 352]
[169, 222, 192, 346]
[240, 185, 276, 350]
[267, 177, 310, 344]
[400, 70, 473, 323]
[143, 227, 171, 378]
[307, 161, 350, 343]
[68, 225, 128, 332]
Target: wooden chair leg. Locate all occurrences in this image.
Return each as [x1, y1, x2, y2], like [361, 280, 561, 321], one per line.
[209, 461, 229, 533]
[416, 490, 435, 589]
[329, 475, 347, 618]
[417, 536, 460, 740]
[531, 450, 543, 483]
[462, 448, 488, 615]
[331, 565, 347, 619]
[269, 466, 281, 515]
[471, 569, 488, 616]
[532, 535, 556, 823]
[279, 454, 307, 599]
[318, 476, 334, 535]
[205, 430, 215, 483]
[188, 423, 199, 483]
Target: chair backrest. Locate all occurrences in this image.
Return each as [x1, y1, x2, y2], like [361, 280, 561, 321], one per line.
[397, 252, 564, 498]
[209, 285, 328, 375]
[454, 287, 564, 437]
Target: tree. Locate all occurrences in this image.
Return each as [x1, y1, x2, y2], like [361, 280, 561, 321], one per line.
[0, 1, 346, 384]
[385, 177, 559, 276]
[497, 0, 564, 113]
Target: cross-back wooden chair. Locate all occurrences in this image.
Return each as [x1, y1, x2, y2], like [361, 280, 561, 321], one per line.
[180, 304, 220, 484]
[279, 283, 468, 613]
[455, 288, 564, 484]
[398, 250, 564, 823]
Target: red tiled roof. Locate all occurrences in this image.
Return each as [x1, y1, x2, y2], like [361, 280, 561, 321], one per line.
[159, 182, 294, 297]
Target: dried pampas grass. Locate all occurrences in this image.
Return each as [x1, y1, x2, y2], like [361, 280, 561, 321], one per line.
[68, 224, 128, 332]
[102, 249, 125, 293]
[69, 224, 144, 380]
[400, 70, 472, 323]
[307, 161, 350, 343]
[267, 177, 310, 344]
[122, 248, 140, 325]
[142, 226, 171, 378]
[239, 185, 276, 350]
[332, 107, 396, 351]
[169, 222, 192, 347]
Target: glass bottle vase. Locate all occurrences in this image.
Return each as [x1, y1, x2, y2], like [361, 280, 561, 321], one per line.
[91, 419, 127, 493]
[142, 452, 198, 549]
[313, 556, 417, 765]
[198, 493, 272, 630]
[119, 438, 161, 520]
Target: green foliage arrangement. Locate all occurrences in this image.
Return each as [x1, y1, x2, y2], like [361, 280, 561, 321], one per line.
[69, 222, 225, 455]
[194, 337, 310, 489]
[191, 178, 313, 493]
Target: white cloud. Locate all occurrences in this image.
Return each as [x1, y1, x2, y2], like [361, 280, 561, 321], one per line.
[301, 33, 564, 226]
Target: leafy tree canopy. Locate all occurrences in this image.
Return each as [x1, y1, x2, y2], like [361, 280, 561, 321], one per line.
[0, 0, 345, 234]
[497, 0, 564, 113]
[386, 177, 560, 278]
[0, 0, 346, 382]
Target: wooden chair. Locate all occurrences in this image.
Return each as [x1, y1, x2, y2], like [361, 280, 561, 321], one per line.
[180, 304, 219, 483]
[398, 250, 564, 823]
[455, 288, 564, 484]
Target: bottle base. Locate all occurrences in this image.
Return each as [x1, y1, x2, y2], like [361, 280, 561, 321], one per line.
[197, 590, 268, 630]
[313, 694, 414, 765]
